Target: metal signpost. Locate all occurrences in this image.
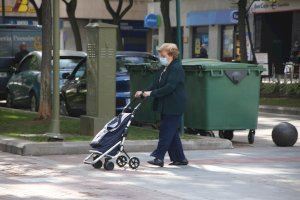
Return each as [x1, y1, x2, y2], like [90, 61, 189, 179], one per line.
[47, 0, 62, 140]
[1, 0, 5, 23]
[176, 0, 184, 134]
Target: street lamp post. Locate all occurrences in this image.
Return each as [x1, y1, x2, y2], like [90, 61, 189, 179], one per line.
[47, 0, 62, 140]
[176, 0, 182, 61]
[176, 0, 184, 134]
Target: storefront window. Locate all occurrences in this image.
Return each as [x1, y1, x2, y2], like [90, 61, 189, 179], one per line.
[222, 26, 234, 62]
[221, 25, 240, 62]
[192, 26, 209, 58]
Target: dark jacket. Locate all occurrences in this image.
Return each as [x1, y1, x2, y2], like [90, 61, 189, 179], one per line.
[146, 59, 186, 115]
[199, 47, 208, 58]
[14, 50, 29, 65]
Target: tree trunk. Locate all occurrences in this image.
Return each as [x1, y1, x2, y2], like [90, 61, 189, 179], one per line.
[103, 0, 133, 51]
[64, 0, 82, 51]
[113, 18, 124, 51]
[29, 0, 42, 25]
[238, 0, 248, 63]
[245, 14, 257, 64]
[160, 0, 172, 43]
[38, 0, 52, 119]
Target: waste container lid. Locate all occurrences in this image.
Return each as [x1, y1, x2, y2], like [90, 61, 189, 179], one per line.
[182, 58, 264, 71]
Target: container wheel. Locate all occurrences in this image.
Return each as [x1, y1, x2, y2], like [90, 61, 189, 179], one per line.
[104, 161, 114, 170]
[116, 155, 127, 167]
[219, 130, 234, 140]
[129, 157, 140, 169]
[92, 155, 102, 169]
[248, 130, 255, 144]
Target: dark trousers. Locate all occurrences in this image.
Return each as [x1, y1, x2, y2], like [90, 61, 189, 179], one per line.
[151, 114, 186, 161]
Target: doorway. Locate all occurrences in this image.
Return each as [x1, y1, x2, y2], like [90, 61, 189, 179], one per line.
[255, 11, 293, 74]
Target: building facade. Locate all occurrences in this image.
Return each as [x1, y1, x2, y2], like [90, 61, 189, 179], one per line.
[0, 0, 152, 51]
[146, 0, 297, 63]
[251, 0, 300, 74]
[146, 0, 245, 60]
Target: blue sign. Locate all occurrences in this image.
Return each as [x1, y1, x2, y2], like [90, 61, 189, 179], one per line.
[187, 9, 238, 26]
[230, 10, 239, 23]
[144, 13, 159, 28]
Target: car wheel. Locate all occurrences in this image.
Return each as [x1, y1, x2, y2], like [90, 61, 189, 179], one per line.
[30, 92, 38, 112]
[6, 91, 14, 108]
[60, 98, 70, 116]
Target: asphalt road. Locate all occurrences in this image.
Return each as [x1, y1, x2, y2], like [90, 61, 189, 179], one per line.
[0, 112, 299, 200]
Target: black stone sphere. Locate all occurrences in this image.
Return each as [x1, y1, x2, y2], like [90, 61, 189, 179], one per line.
[272, 122, 298, 147]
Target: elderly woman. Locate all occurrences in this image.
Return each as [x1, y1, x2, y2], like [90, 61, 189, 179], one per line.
[135, 43, 188, 167]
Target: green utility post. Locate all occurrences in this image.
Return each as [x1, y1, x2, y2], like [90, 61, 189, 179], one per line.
[80, 23, 117, 136]
[1, 0, 5, 24]
[47, 0, 63, 140]
[176, 0, 184, 134]
[176, 0, 182, 61]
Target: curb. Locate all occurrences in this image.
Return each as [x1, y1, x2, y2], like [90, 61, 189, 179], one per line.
[0, 136, 233, 156]
[259, 105, 300, 116]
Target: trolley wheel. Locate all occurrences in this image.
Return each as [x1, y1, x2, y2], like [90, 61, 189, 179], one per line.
[219, 130, 234, 140]
[92, 155, 102, 169]
[129, 157, 140, 169]
[248, 130, 255, 144]
[104, 161, 114, 171]
[116, 155, 127, 167]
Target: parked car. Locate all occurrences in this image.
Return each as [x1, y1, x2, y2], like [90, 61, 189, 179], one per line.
[60, 51, 158, 117]
[6, 50, 86, 111]
[0, 24, 42, 100]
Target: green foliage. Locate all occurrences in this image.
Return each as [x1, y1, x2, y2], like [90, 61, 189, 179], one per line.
[260, 98, 300, 108]
[260, 83, 300, 98]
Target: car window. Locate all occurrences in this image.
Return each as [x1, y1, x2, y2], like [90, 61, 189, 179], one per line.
[51, 57, 83, 70]
[59, 58, 83, 70]
[74, 62, 86, 79]
[19, 55, 39, 72]
[117, 56, 158, 73]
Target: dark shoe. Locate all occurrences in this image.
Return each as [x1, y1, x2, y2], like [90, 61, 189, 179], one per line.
[147, 158, 164, 167]
[169, 159, 189, 166]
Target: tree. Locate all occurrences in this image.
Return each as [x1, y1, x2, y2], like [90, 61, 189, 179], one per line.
[104, 0, 133, 50]
[238, 0, 248, 63]
[160, 0, 172, 43]
[29, 0, 42, 25]
[62, 0, 82, 51]
[38, 0, 52, 119]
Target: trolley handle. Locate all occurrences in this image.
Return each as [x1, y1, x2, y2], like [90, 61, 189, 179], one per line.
[122, 94, 146, 113]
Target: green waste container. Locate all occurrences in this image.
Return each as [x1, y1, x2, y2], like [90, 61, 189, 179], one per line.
[182, 59, 264, 144]
[126, 63, 161, 126]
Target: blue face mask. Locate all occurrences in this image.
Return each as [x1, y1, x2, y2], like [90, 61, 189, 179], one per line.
[159, 57, 169, 66]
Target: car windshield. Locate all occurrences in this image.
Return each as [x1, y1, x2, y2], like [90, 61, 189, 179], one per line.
[59, 57, 83, 70]
[53, 57, 83, 79]
[116, 56, 157, 73]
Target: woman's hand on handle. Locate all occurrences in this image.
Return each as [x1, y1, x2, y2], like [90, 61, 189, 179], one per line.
[135, 91, 143, 98]
[142, 91, 151, 97]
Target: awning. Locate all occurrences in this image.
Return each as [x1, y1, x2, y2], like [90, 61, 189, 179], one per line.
[187, 9, 238, 26]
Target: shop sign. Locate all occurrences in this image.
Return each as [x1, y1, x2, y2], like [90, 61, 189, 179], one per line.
[0, 0, 36, 13]
[231, 10, 239, 21]
[251, 0, 300, 13]
[256, 53, 269, 76]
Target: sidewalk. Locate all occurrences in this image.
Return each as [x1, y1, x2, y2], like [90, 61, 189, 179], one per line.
[259, 105, 300, 115]
[0, 136, 232, 156]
